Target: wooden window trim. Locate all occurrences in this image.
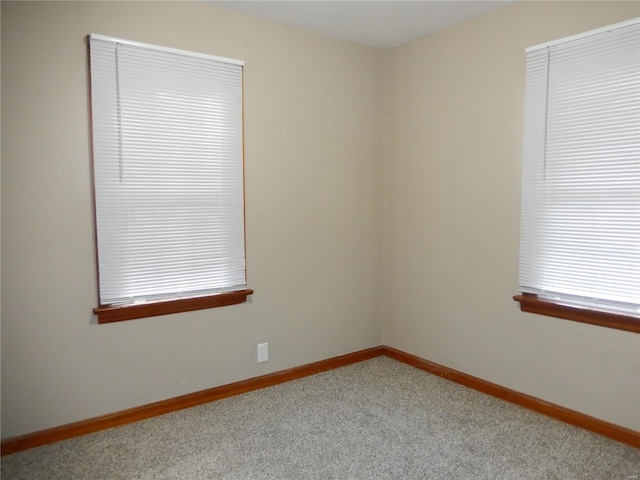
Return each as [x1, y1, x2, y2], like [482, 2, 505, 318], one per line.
[94, 289, 253, 324]
[513, 293, 639, 334]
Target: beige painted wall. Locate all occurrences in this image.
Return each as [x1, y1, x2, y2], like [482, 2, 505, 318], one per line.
[1, 1, 385, 438]
[384, 1, 640, 431]
[2, 0, 639, 440]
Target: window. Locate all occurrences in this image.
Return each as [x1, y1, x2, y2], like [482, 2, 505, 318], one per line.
[514, 19, 640, 333]
[89, 34, 252, 324]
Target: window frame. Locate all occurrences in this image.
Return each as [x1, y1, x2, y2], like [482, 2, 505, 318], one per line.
[93, 289, 254, 324]
[88, 34, 252, 324]
[514, 294, 640, 333]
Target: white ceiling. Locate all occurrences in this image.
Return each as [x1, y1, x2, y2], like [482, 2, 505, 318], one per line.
[209, 1, 512, 49]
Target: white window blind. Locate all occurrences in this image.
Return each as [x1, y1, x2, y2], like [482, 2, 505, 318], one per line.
[519, 18, 640, 317]
[89, 34, 247, 306]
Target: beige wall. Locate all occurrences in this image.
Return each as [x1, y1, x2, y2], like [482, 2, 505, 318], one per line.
[384, 1, 640, 431]
[2, 0, 639, 440]
[1, 1, 385, 438]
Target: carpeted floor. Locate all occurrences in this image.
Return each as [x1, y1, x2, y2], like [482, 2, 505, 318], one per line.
[2, 356, 639, 479]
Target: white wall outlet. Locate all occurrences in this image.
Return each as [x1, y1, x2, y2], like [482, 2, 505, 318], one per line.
[257, 342, 269, 363]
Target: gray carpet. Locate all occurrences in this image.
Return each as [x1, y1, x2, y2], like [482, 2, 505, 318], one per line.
[2, 356, 639, 479]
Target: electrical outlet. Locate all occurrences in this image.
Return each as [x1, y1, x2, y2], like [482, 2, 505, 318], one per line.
[257, 342, 269, 363]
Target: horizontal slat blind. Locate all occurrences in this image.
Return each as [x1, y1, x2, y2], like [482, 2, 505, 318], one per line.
[89, 35, 246, 306]
[519, 19, 640, 317]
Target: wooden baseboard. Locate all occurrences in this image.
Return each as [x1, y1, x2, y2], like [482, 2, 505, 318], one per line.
[382, 346, 640, 449]
[0, 346, 386, 456]
[3, 344, 638, 455]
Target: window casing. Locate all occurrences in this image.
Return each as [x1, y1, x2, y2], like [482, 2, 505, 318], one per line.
[515, 19, 640, 332]
[89, 34, 251, 323]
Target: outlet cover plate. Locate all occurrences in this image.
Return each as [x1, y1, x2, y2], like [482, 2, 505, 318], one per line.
[257, 342, 268, 363]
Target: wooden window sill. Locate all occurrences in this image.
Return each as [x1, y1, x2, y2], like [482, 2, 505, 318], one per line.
[513, 293, 639, 334]
[94, 289, 254, 324]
